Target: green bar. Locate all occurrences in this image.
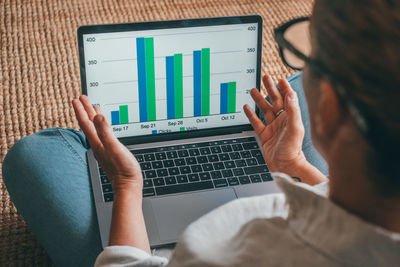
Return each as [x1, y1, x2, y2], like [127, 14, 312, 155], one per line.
[227, 82, 236, 113]
[119, 105, 129, 124]
[174, 53, 183, 118]
[201, 48, 210, 116]
[180, 127, 185, 131]
[145, 37, 156, 121]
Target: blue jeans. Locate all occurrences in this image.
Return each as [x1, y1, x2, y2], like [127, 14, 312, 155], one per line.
[2, 72, 328, 267]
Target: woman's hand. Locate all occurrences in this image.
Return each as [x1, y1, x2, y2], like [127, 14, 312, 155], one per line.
[244, 74, 307, 175]
[73, 96, 151, 251]
[72, 95, 143, 195]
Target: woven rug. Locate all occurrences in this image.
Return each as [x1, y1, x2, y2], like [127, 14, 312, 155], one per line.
[0, 0, 313, 265]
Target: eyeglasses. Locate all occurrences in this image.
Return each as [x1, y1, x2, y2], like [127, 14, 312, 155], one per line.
[274, 17, 312, 70]
[273, 17, 371, 142]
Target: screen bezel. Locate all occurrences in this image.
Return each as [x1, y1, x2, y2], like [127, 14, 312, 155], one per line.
[77, 15, 263, 145]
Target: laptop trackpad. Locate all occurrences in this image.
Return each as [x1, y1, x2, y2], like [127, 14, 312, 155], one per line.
[151, 189, 237, 242]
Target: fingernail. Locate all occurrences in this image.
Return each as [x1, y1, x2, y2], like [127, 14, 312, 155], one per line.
[95, 114, 104, 122]
[288, 92, 297, 102]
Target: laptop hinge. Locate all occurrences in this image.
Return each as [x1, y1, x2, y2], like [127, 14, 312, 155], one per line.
[119, 124, 253, 145]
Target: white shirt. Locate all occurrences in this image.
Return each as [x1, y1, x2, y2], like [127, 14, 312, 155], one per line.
[95, 173, 400, 267]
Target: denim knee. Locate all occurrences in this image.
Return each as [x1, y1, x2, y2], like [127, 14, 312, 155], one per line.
[2, 128, 101, 266]
[2, 127, 87, 195]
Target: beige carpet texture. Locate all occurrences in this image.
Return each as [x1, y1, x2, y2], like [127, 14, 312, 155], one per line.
[0, 0, 313, 265]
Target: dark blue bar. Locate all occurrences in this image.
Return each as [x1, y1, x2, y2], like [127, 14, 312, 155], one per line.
[152, 130, 157, 134]
[193, 50, 202, 116]
[220, 83, 228, 114]
[136, 37, 148, 122]
[111, 111, 120, 125]
[166, 56, 175, 119]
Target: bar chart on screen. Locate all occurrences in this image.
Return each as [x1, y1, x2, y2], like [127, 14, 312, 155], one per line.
[83, 23, 258, 137]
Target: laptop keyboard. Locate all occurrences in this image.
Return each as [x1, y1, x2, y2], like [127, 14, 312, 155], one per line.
[99, 137, 272, 202]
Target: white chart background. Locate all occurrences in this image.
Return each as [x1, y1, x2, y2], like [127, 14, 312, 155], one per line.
[83, 23, 259, 138]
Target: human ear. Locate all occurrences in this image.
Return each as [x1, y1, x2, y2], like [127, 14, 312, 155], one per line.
[315, 81, 343, 138]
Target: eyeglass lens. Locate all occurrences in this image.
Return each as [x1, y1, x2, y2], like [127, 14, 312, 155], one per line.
[282, 20, 311, 69]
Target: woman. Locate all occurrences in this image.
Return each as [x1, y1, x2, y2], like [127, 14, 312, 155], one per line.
[3, 0, 400, 266]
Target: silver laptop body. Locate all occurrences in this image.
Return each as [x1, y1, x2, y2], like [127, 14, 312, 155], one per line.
[78, 15, 281, 248]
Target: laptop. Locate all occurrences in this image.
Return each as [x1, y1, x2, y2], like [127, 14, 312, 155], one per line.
[77, 15, 280, 248]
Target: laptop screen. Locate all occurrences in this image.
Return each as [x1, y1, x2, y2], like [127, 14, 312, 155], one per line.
[81, 19, 260, 139]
